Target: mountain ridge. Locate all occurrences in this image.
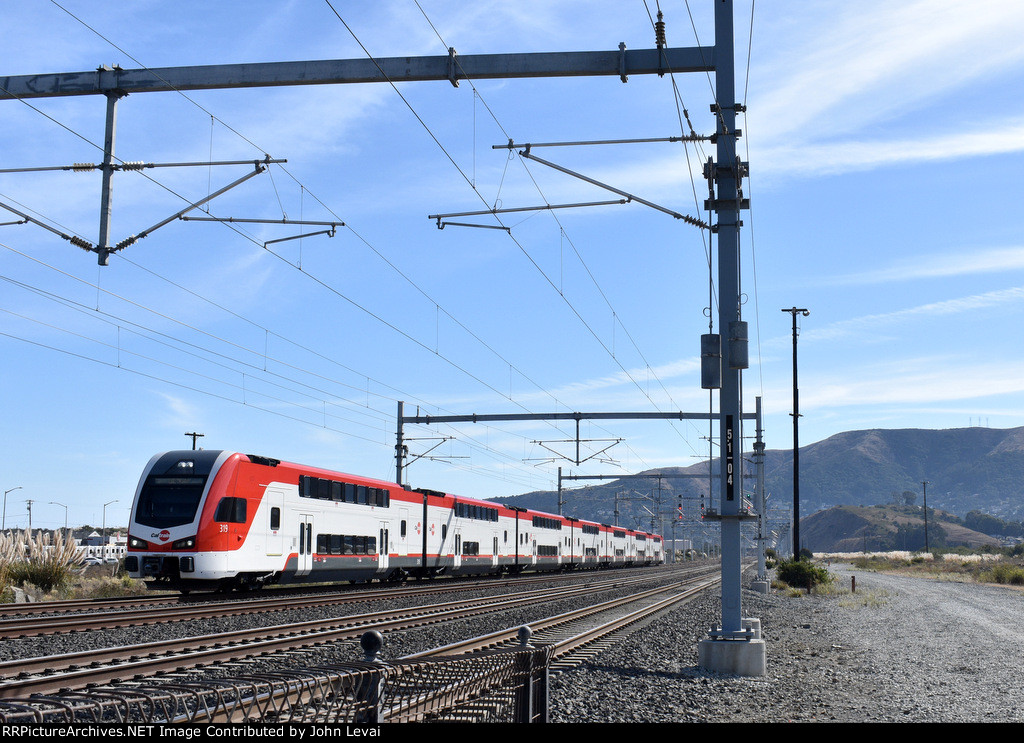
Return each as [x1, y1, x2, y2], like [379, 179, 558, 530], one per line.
[494, 426, 1024, 535]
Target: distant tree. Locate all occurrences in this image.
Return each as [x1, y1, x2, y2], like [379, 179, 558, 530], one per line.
[964, 510, 1024, 537]
[902, 490, 917, 507]
[895, 522, 946, 551]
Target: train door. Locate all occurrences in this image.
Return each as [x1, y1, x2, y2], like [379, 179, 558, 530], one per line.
[265, 489, 285, 558]
[398, 508, 410, 557]
[492, 532, 499, 568]
[453, 531, 462, 569]
[296, 514, 313, 576]
[378, 520, 390, 573]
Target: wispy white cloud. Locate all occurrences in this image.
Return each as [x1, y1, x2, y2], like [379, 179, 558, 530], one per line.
[800, 286, 1024, 344]
[751, 0, 1024, 142]
[802, 356, 1024, 411]
[834, 247, 1024, 285]
[154, 390, 202, 427]
[757, 119, 1024, 178]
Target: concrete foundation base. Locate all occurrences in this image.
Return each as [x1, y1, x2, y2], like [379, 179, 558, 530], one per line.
[750, 579, 770, 594]
[698, 638, 767, 676]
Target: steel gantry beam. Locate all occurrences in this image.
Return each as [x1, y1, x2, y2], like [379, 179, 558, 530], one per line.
[1, 44, 712, 265]
[0, 47, 714, 100]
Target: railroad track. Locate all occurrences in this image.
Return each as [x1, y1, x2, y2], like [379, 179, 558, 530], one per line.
[0, 567, 675, 637]
[0, 566, 707, 699]
[408, 569, 720, 663]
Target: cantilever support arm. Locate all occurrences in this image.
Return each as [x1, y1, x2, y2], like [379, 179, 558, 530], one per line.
[517, 148, 709, 230]
[112, 160, 271, 257]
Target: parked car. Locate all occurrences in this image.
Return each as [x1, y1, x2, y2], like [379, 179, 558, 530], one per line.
[81, 557, 103, 566]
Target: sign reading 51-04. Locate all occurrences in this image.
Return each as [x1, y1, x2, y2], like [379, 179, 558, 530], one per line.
[725, 415, 734, 501]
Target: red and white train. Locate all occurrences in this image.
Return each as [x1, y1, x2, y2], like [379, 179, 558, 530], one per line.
[125, 450, 664, 592]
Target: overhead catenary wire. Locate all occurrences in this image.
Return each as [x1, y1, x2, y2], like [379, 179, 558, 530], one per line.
[408, 0, 715, 460]
[8, 2, 733, 487]
[0, 242, 548, 490]
[2, 6, 605, 482]
[45, 0, 658, 473]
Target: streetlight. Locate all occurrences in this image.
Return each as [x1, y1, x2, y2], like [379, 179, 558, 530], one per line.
[102, 500, 118, 562]
[49, 501, 68, 535]
[782, 307, 809, 558]
[3, 487, 22, 531]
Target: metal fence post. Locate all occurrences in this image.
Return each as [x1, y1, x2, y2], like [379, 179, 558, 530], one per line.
[509, 625, 549, 723]
[355, 630, 386, 724]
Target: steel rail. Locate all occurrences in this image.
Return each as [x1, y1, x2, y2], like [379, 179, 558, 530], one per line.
[0, 565, 681, 636]
[404, 567, 719, 658]
[0, 569, 689, 698]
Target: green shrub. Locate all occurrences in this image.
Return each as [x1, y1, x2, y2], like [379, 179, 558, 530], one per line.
[980, 563, 1024, 586]
[775, 558, 833, 591]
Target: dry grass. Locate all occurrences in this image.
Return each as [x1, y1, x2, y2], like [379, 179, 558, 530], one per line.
[821, 550, 1024, 588]
[0, 530, 148, 601]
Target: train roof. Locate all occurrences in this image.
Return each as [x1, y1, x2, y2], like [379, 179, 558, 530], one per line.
[145, 450, 661, 539]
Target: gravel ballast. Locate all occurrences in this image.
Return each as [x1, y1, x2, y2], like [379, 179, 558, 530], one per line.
[6, 564, 1023, 723]
[550, 564, 1024, 723]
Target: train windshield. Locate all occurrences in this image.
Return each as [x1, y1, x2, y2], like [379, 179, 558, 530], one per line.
[135, 475, 208, 528]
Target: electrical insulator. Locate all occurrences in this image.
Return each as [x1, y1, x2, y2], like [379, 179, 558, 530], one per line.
[72, 163, 94, 172]
[655, 11, 667, 47]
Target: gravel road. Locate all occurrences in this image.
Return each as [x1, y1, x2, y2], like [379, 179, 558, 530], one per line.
[549, 564, 1024, 723]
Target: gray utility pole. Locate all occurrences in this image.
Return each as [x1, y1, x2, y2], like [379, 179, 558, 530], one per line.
[5, 0, 757, 672]
[752, 396, 770, 592]
[922, 480, 930, 552]
[782, 307, 809, 558]
[706, 0, 750, 645]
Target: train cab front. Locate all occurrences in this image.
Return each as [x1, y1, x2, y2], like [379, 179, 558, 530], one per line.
[124, 450, 233, 592]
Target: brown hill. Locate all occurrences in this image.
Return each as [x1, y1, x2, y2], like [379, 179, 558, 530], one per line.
[801, 505, 1000, 553]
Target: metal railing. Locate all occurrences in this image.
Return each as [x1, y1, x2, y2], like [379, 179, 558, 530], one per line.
[0, 634, 553, 725]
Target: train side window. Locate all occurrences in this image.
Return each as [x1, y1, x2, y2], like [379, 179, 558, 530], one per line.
[270, 507, 280, 530]
[400, 520, 407, 538]
[214, 497, 246, 523]
[442, 524, 447, 540]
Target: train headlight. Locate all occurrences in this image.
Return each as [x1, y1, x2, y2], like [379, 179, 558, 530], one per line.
[128, 536, 148, 550]
[172, 536, 197, 550]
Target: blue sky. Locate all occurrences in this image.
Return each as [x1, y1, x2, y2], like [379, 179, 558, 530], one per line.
[2, 1, 1023, 531]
